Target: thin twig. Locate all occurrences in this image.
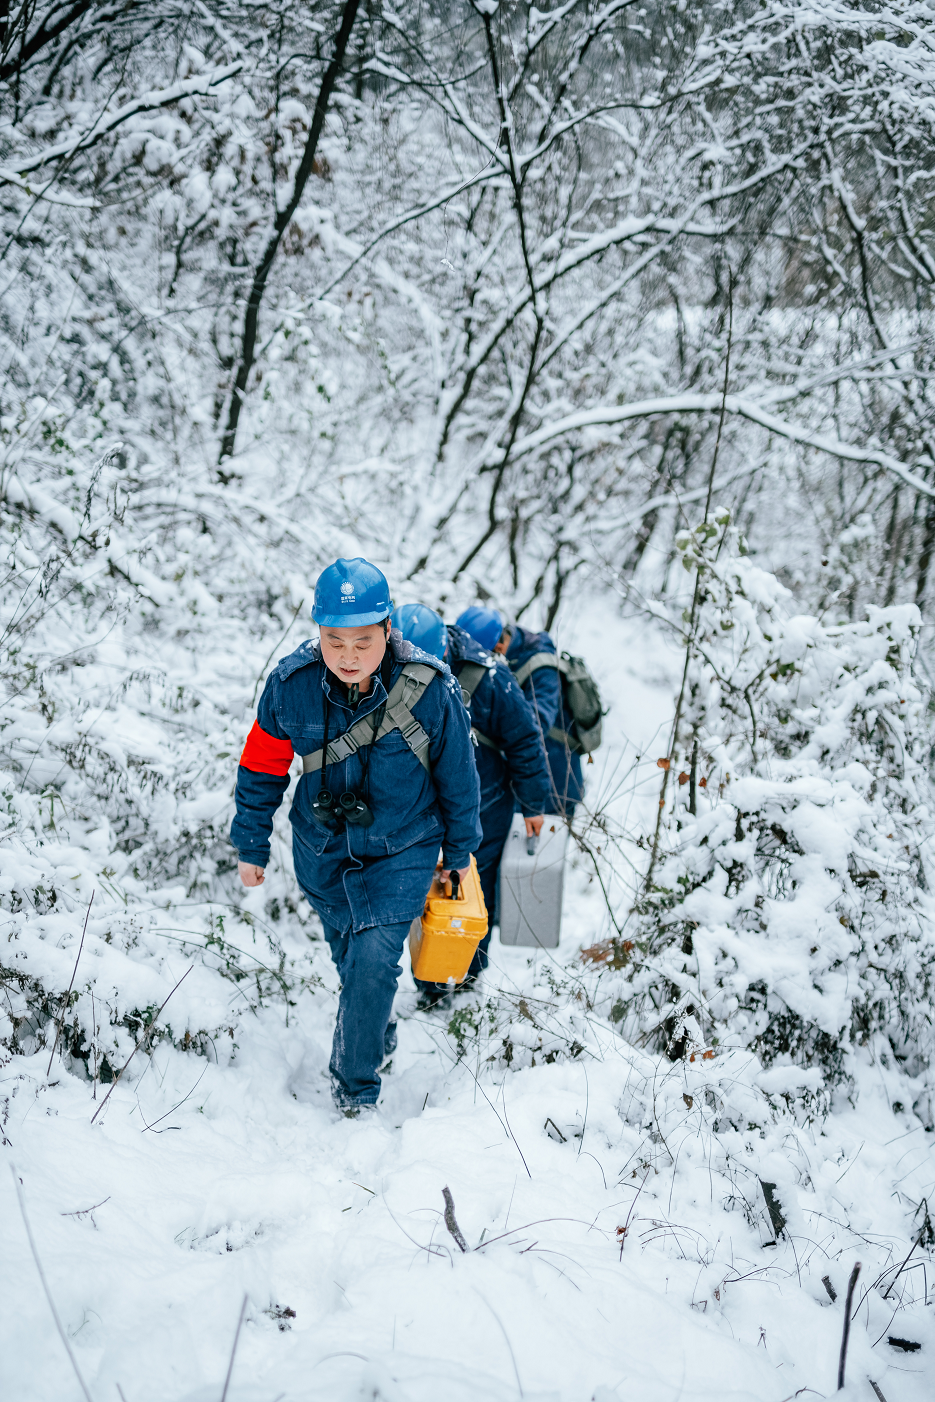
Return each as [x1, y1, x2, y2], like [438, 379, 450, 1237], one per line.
[617, 1165, 653, 1257]
[869, 1380, 889, 1402]
[579, 1151, 608, 1189]
[838, 1261, 861, 1389]
[645, 269, 734, 890]
[47, 891, 94, 1075]
[90, 990, 98, 1100]
[473, 1288, 524, 1397]
[882, 1225, 925, 1299]
[10, 1165, 95, 1402]
[250, 597, 305, 707]
[60, 1196, 110, 1220]
[442, 1186, 468, 1253]
[90, 965, 192, 1124]
[474, 1215, 592, 1253]
[220, 1295, 248, 1402]
[380, 1186, 450, 1260]
[140, 1063, 208, 1132]
[500, 1076, 532, 1179]
[703, 269, 736, 522]
[577, 1062, 589, 1157]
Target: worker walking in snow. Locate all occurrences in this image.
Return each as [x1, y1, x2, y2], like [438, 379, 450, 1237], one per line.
[391, 604, 551, 1001]
[231, 559, 481, 1114]
[456, 607, 591, 817]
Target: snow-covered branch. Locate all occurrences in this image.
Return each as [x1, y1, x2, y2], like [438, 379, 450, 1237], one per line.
[508, 393, 935, 496]
[5, 62, 244, 179]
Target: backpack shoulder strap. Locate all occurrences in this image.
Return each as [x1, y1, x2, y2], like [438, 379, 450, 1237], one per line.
[381, 661, 436, 772]
[456, 659, 503, 754]
[511, 651, 561, 687]
[457, 661, 488, 704]
[547, 724, 579, 753]
[301, 662, 438, 776]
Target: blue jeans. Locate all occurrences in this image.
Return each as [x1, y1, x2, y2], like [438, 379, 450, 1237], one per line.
[323, 918, 410, 1107]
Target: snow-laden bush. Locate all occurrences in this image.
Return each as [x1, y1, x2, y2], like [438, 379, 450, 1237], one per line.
[0, 434, 324, 1078]
[609, 513, 935, 1106]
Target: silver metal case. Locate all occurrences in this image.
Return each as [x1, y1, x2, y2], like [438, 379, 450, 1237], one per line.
[498, 813, 568, 948]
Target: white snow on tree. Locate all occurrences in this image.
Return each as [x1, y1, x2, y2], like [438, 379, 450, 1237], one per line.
[623, 513, 935, 1109]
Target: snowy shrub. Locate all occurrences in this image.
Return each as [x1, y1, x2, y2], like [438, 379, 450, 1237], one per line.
[0, 435, 324, 1078]
[446, 984, 592, 1072]
[611, 514, 935, 1102]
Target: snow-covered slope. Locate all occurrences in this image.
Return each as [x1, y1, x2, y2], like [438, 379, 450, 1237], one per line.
[3, 605, 933, 1402]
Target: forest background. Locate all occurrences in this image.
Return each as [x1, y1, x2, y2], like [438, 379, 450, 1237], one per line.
[4, 3, 935, 1400]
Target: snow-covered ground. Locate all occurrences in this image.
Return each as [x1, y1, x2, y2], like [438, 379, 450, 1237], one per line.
[3, 607, 934, 1402]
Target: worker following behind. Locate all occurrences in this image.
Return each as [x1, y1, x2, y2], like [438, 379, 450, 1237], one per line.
[456, 608, 603, 819]
[391, 605, 552, 1001]
[231, 559, 481, 1114]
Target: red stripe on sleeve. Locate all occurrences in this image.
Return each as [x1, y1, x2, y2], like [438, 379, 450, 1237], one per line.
[240, 720, 294, 777]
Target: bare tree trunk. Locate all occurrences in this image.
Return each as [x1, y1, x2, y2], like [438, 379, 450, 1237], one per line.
[218, 0, 361, 470]
[0, 2, 97, 85]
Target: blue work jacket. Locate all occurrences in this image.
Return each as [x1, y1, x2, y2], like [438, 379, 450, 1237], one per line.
[446, 625, 551, 817]
[231, 631, 482, 933]
[506, 624, 584, 814]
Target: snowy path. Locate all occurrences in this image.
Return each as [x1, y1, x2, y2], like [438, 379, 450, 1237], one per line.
[4, 950, 934, 1402]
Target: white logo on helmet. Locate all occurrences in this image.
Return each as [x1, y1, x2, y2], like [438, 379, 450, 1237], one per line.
[340, 581, 355, 602]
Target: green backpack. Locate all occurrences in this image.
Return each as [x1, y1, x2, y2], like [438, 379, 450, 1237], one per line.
[511, 650, 604, 755]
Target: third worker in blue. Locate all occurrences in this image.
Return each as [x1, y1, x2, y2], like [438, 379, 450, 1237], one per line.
[456, 606, 585, 817]
[391, 604, 551, 995]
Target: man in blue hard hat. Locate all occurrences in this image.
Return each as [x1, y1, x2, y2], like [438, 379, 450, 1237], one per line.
[231, 559, 481, 1113]
[391, 604, 551, 997]
[456, 606, 584, 817]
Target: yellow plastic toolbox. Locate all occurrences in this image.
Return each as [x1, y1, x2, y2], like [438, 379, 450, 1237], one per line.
[409, 854, 488, 985]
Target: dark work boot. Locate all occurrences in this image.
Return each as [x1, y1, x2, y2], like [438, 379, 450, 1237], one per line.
[416, 985, 450, 1011]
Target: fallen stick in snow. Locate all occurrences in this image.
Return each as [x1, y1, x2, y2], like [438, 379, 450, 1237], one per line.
[90, 965, 192, 1124]
[46, 890, 94, 1076]
[442, 1186, 468, 1253]
[837, 1261, 861, 1390]
[869, 1381, 889, 1402]
[10, 1165, 95, 1402]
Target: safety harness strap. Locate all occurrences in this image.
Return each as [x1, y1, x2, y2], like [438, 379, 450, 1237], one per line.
[301, 662, 437, 776]
[456, 660, 501, 754]
[511, 651, 562, 687]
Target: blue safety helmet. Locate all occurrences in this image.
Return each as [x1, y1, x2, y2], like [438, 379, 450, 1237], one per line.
[312, 557, 393, 627]
[455, 605, 507, 652]
[391, 603, 448, 660]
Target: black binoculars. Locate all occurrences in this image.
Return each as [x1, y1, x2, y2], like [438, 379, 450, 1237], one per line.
[312, 788, 374, 829]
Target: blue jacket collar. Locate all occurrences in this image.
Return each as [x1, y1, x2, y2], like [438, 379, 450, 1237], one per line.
[506, 624, 554, 663]
[447, 623, 494, 666]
